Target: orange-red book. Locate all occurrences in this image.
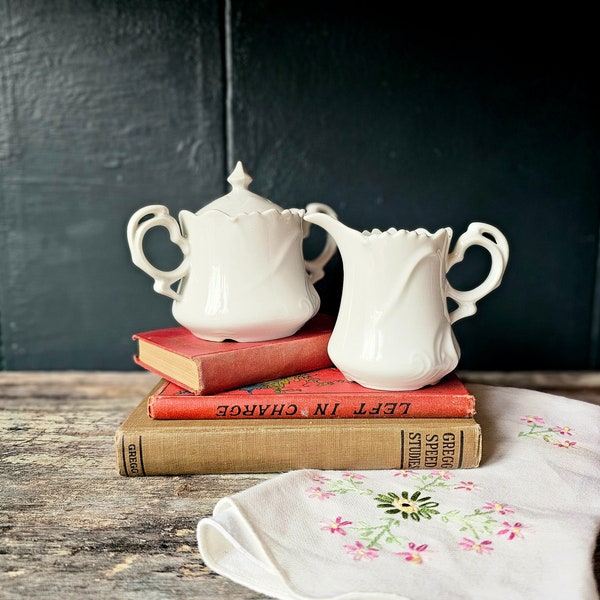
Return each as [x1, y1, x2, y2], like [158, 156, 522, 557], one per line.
[132, 313, 334, 394]
[146, 368, 476, 419]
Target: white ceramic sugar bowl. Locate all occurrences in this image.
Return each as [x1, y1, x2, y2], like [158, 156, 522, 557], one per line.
[126, 162, 338, 342]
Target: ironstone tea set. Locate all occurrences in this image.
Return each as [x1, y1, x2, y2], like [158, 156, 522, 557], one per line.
[127, 162, 509, 391]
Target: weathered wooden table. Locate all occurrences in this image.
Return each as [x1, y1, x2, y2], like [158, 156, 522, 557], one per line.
[2, 371, 599, 599]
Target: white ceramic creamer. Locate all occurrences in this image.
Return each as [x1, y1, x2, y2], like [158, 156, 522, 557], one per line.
[127, 162, 338, 342]
[303, 214, 509, 390]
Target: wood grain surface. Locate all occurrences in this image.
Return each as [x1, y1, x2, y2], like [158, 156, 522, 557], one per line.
[1, 371, 598, 599]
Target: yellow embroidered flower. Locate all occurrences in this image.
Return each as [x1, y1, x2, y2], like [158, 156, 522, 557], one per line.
[375, 491, 440, 521]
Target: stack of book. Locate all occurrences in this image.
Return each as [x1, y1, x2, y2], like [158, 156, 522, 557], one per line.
[115, 313, 482, 476]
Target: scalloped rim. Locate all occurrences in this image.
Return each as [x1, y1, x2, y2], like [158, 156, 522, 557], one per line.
[361, 226, 452, 239]
[183, 207, 306, 220]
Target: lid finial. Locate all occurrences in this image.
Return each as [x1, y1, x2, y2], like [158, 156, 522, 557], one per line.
[227, 161, 253, 190]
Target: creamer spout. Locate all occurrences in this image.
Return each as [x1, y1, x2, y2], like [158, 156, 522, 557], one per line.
[304, 210, 357, 255]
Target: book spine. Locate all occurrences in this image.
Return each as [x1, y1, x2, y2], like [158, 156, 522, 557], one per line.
[115, 420, 481, 476]
[147, 393, 475, 419]
[197, 334, 333, 395]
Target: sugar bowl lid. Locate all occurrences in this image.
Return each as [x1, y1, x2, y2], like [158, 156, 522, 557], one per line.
[195, 161, 282, 216]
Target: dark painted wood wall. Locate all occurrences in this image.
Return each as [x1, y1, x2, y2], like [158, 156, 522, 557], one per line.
[1, 1, 598, 371]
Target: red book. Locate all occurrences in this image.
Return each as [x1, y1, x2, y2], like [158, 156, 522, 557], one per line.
[146, 368, 476, 419]
[132, 313, 334, 394]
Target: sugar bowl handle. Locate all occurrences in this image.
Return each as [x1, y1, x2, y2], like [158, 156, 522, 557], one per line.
[126, 205, 191, 301]
[303, 202, 339, 284]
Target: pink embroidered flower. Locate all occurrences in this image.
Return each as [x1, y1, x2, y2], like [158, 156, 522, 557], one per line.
[521, 415, 544, 425]
[396, 542, 429, 564]
[393, 470, 417, 478]
[552, 425, 573, 436]
[482, 501, 515, 515]
[430, 470, 454, 480]
[555, 439, 577, 448]
[342, 472, 366, 480]
[306, 486, 335, 500]
[497, 521, 528, 540]
[455, 481, 477, 491]
[343, 540, 379, 561]
[309, 473, 331, 484]
[320, 516, 352, 535]
[459, 538, 494, 555]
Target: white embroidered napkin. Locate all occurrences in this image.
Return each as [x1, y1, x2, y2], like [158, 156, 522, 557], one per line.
[197, 384, 600, 600]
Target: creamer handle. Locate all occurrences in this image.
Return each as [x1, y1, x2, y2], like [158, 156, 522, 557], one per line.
[303, 203, 339, 284]
[126, 205, 190, 301]
[446, 222, 509, 324]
